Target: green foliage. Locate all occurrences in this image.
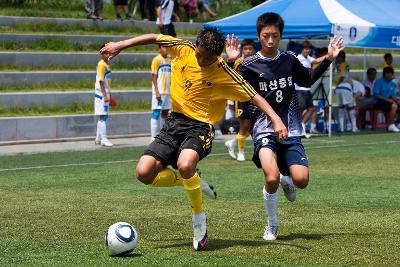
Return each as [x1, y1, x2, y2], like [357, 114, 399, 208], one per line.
[0, 134, 399, 266]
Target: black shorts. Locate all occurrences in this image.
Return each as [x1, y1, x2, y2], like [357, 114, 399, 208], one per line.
[143, 112, 215, 169]
[374, 98, 392, 113]
[113, 0, 128, 5]
[297, 90, 314, 110]
[236, 101, 251, 120]
[252, 135, 308, 176]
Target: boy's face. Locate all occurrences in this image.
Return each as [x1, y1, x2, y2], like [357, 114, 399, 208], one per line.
[301, 47, 311, 57]
[242, 45, 256, 58]
[384, 72, 394, 80]
[386, 56, 393, 65]
[195, 45, 218, 67]
[258, 25, 281, 55]
[101, 52, 111, 62]
[159, 46, 168, 57]
[367, 71, 376, 81]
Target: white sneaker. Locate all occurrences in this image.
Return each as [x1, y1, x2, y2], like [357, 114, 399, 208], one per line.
[224, 139, 237, 159]
[197, 169, 217, 199]
[352, 127, 360, 133]
[192, 214, 208, 251]
[263, 225, 278, 241]
[95, 138, 101, 145]
[236, 151, 245, 161]
[310, 128, 320, 134]
[280, 174, 296, 202]
[101, 138, 113, 147]
[388, 124, 400, 132]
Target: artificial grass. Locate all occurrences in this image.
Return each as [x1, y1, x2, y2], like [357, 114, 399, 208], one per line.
[0, 133, 399, 266]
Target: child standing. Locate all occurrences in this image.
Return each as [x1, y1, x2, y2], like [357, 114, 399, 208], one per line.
[95, 45, 113, 147]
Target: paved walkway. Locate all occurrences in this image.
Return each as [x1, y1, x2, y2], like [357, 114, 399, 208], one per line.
[0, 134, 233, 156]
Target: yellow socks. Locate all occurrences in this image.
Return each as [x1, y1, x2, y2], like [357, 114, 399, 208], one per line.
[236, 132, 250, 151]
[150, 168, 183, 187]
[183, 172, 203, 214]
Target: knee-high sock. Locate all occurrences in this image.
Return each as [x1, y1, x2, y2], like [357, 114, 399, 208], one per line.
[150, 118, 160, 138]
[236, 133, 249, 152]
[263, 187, 279, 227]
[183, 172, 203, 214]
[349, 109, 357, 130]
[151, 168, 183, 187]
[338, 108, 345, 132]
[99, 120, 107, 140]
[96, 120, 101, 140]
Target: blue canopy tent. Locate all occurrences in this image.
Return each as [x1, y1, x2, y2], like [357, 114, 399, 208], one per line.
[205, 0, 400, 135]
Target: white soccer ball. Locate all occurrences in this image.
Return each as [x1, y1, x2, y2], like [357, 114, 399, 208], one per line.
[104, 222, 139, 256]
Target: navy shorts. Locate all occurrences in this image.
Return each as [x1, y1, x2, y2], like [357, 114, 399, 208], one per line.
[252, 135, 308, 176]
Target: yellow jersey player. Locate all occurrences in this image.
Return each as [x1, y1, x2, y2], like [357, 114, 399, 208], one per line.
[100, 28, 287, 251]
[95, 44, 113, 147]
[224, 39, 257, 161]
[150, 45, 172, 141]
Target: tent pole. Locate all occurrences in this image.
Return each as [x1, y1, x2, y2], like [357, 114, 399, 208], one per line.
[328, 62, 333, 137]
[363, 48, 367, 81]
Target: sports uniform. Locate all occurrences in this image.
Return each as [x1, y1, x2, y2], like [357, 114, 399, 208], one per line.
[236, 50, 332, 173]
[94, 58, 113, 147]
[145, 35, 257, 163]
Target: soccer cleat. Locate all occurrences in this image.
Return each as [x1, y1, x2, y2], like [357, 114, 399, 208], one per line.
[193, 215, 208, 250]
[236, 151, 245, 161]
[197, 169, 217, 199]
[388, 124, 400, 132]
[263, 225, 278, 241]
[101, 138, 113, 147]
[224, 140, 237, 159]
[280, 174, 296, 202]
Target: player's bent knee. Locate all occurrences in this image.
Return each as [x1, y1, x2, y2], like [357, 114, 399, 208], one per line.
[136, 159, 156, 185]
[292, 174, 309, 189]
[177, 160, 196, 179]
[265, 173, 280, 186]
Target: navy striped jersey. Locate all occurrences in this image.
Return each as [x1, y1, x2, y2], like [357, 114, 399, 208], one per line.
[236, 51, 332, 140]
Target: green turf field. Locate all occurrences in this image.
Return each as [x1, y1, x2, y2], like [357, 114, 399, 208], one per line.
[0, 133, 399, 266]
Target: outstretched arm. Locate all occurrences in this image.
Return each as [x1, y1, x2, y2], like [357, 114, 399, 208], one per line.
[251, 94, 288, 141]
[100, 34, 159, 61]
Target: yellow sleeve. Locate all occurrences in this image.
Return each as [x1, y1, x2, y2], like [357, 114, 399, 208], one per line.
[155, 34, 195, 60]
[218, 60, 257, 102]
[151, 56, 160, 75]
[97, 60, 105, 82]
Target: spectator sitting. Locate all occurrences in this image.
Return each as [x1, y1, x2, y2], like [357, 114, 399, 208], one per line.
[384, 53, 393, 68]
[353, 80, 374, 129]
[182, 0, 198, 19]
[113, 0, 132, 21]
[363, 67, 377, 91]
[373, 66, 399, 132]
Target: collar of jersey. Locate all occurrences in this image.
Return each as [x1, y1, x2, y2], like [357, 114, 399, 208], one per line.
[257, 50, 281, 61]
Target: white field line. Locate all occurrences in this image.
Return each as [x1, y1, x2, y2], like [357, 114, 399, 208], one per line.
[0, 140, 399, 173]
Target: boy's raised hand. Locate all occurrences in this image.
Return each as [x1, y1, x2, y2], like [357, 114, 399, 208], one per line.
[225, 34, 241, 63]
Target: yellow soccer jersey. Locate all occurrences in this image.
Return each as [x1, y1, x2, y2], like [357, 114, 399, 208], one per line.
[155, 34, 257, 125]
[233, 56, 244, 70]
[151, 54, 172, 95]
[95, 59, 111, 94]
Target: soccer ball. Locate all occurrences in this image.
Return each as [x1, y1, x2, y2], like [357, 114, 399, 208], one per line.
[104, 222, 139, 256]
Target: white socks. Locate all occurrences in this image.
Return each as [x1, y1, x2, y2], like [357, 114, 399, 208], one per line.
[263, 187, 279, 227]
[96, 121, 101, 140]
[98, 120, 107, 140]
[150, 118, 159, 138]
[349, 109, 357, 130]
[338, 108, 345, 132]
[192, 212, 206, 226]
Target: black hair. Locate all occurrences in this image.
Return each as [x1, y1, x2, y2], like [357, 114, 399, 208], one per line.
[337, 50, 346, 60]
[256, 12, 284, 36]
[383, 66, 394, 76]
[100, 44, 106, 50]
[196, 27, 225, 56]
[366, 67, 377, 75]
[384, 53, 392, 60]
[241, 39, 256, 50]
[301, 40, 312, 49]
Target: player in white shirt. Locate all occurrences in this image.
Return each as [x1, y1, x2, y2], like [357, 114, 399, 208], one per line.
[150, 46, 172, 140]
[295, 41, 326, 136]
[155, 0, 176, 37]
[94, 45, 113, 147]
